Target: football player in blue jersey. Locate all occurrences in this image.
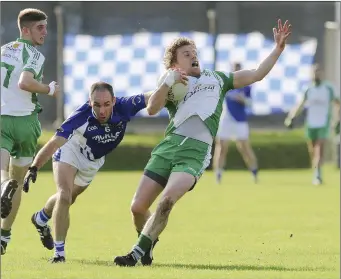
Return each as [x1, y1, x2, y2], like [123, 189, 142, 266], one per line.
[23, 81, 150, 263]
[213, 62, 258, 184]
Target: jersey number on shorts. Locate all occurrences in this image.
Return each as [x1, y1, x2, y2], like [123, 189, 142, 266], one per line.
[1, 62, 15, 88]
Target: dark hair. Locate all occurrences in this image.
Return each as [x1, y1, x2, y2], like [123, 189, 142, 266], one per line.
[233, 62, 241, 70]
[18, 8, 48, 30]
[163, 37, 196, 69]
[89, 81, 115, 99]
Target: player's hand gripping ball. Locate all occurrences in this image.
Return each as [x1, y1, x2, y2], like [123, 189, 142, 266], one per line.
[158, 69, 189, 102]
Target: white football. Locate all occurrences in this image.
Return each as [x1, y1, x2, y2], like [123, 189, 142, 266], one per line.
[158, 71, 188, 102]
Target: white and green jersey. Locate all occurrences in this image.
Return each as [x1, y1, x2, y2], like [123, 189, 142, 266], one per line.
[1, 38, 45, 116]
[165, 69, 234, 137]
[303, 81, 338, 128]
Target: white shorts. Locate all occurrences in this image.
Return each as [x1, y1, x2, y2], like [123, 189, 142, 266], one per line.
[53, 142, 105, 187]
[217, 115, 249, 141]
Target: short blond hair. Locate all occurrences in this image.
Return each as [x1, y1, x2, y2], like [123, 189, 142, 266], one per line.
[163, 37, 196, 69]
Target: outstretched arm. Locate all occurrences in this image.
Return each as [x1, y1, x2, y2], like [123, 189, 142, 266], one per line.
[23, 135, 67, 192]
[31, 105, 89, 169]
[23, 105, 88, 192]
[31, 135, 67, 170]
[233, 19, 292, 89]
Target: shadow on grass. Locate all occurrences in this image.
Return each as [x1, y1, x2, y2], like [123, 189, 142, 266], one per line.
[70, 259, 331, 272]
[152, 262, 331, 272]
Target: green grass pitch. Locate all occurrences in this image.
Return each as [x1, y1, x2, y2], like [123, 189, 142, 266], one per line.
[2, 167, 339, 279]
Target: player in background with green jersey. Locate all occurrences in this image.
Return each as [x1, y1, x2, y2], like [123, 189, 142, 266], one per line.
[285, 64, 340, 185]
[1, 8, 60, 255]
[114, 19, 292, 266]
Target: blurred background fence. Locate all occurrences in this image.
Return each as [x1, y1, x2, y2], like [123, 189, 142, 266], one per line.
[63, 32, 317, 118]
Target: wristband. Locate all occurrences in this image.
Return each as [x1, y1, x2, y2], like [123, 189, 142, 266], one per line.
[163, 71, 176, 87]
[48, 81, 56, 96]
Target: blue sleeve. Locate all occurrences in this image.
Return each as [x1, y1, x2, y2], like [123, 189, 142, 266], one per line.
[116, 94, 146, 116]
[55, 103, 90, 139]
[244, 86, 251, 98]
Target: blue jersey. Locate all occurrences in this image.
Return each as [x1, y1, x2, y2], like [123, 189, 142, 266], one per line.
[225, 86, 251, 122]
[54, 94, 145, 161]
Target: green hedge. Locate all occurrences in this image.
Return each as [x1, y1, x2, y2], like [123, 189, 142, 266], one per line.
[38, 129, 310, 171]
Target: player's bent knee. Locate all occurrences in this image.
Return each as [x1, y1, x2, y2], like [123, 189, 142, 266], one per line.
[71, 195, 78, 205]
[57, 188, 72, 205]
[130, 201, 147, 216]
[71, 184, 87, 201]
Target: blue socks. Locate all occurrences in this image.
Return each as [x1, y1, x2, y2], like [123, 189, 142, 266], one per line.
[35, 209, 51, 227]
[54, 241, 65, 257]
[251, 168, 258, 177]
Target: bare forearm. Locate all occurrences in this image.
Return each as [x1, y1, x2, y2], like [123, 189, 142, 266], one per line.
[233, 47, 284, 88]
[32, 136, 67, 169]
[146, 84, 169, 115]
[288, 102, 305, 119]
[18, 77, 50, 94]
[254, 47, 283, 81]
[32, 143, 59, 170]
